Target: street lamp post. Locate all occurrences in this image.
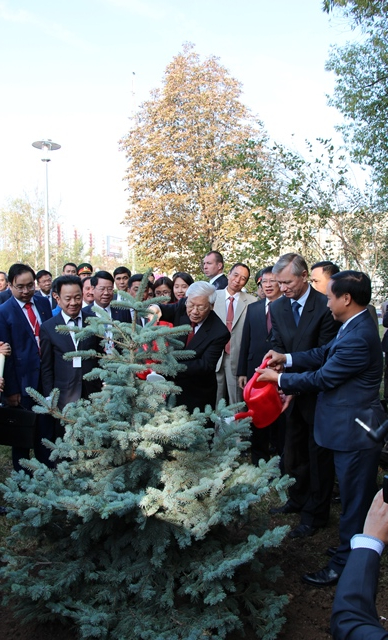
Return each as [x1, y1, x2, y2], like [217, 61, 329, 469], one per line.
[32, 139, 61, 271]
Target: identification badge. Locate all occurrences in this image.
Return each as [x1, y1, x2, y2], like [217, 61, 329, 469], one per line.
[73, 357, 82, 368]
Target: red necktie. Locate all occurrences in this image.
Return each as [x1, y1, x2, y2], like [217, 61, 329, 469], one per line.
[225, 296, 234, 354]
[266, 301, 272, 333]
[24, 302, 40, 347]
[186, 322, 197, 346]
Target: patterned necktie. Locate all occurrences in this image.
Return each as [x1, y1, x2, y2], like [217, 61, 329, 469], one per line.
[186, 321, 197, 346]
[336, 324, 345, 339]
[24, 302, 40, 339]
[266, 301, 272, 333]
[225, 296, 234, 354]
[291, 300, 301, 327]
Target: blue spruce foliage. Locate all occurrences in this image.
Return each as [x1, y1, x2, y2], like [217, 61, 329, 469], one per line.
[0, 276, 291, 639]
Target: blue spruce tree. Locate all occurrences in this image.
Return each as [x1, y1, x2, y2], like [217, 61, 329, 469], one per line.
[0, 277, 291, 639]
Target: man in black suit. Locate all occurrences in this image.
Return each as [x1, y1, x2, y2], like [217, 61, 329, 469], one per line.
[0, 263, 52, 469]
[237, 266, 284, 463]
[151, 281, 230, 412]
[202, 251, 228, 290]
[40, 276, 102, 424]
[331, 489, 388, 639]
[35, 269, 58, 310]
[268, 253, 338, 539]
[82, 271, 132, 323]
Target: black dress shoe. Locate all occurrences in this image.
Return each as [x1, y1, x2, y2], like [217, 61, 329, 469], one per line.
[302, 566, 339, 587]
[288, 524, 317, 539]
[269, 503, 300, 515]
[326, 546, 337, 558]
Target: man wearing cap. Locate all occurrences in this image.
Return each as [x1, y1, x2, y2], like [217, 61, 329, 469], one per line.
[77, 263, 93, 280]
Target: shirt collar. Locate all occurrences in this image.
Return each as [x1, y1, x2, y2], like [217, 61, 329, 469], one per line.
[61, 310, 82, 325]
[291, 284, 311, 309]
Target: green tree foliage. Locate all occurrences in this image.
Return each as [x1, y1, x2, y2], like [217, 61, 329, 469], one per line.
[0, 282, 290, 639]
[120, 43, 272, 275]
[265, 139, 388, 284]
[324, 0, 388, 200]
[323, 0, 388, 23]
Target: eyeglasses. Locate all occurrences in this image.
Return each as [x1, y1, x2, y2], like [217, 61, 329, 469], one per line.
[186, 303, 210, 313]
[12, 283, 35, 292]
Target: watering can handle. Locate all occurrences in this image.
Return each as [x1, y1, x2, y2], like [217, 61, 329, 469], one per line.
[251, 357, 271, 384]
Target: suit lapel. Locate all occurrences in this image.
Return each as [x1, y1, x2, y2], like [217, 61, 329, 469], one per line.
[214, 292, 226, 322]
[56, 314, 76, 351]
[188, 314, 212, 350]
[257, 300, 269, 337]
[280, 297, 297, 346]
[233, 294, 247, 328]
[292, 289, 316, 351]
[11, 297, 36, 345]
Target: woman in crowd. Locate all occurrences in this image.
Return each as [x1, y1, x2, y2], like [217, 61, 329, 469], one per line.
[172, 272, 194, 301]
[153, 276, 174, 303]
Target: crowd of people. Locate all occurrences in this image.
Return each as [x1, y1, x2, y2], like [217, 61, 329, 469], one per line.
[0, 250, 387, 635]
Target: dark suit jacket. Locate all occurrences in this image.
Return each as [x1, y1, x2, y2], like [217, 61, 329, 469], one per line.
[270, 287, 339, 423]
[40, 311, 102, 410]
[82, 303, 132, 323]
[280, 310, 385, 451]
[331, 547, 388, 639]
[0, 295, 52, 405]
[237, 298, 272, 380]
[159, 299, 230, 412]
[0, 289, 12, 304]
[212, 274, 228, 290]
[35, 289, 58, 310]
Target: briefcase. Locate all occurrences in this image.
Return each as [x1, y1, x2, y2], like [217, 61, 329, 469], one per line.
[0, 404, 36, 448]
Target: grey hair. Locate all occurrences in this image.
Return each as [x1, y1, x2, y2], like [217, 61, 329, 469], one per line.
[272, 253, 308, 276]
[186, 281, 217, 304]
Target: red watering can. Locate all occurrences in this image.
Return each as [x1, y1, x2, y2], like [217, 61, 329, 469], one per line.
[234, 358, 283, 429]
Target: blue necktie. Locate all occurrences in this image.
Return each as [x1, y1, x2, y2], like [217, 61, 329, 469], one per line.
[292, 301, 301, 326]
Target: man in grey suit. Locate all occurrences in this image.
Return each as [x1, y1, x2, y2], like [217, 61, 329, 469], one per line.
[213, 262, 256, 405]
[267, 253, 338, 539]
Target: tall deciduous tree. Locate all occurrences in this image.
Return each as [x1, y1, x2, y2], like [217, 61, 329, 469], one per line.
[324, 0, 388, 200]
[120, 43, 270, 274]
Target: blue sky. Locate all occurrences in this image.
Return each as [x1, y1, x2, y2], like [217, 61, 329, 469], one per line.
[0, 0, 357, 243]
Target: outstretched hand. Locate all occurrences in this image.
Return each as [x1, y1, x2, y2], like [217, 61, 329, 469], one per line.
[364, 489, 388, 544]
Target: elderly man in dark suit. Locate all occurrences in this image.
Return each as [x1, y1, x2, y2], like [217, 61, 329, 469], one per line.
[267, 253, 338, 540]
[151, 281, 230, 412]
[0, 263, 52, 470]
[258, 270, 384, 586]
[40, 276, 102, 427]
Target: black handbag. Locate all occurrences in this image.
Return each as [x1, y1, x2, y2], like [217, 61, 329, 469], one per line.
[0, 403, 37, 448]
